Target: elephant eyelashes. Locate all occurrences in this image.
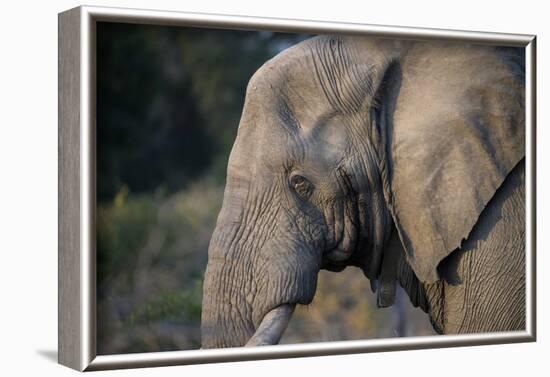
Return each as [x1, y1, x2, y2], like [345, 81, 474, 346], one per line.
[290, 174, 314, 199]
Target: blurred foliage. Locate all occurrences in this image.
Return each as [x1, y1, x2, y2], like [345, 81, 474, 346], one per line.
[97, 22, 307, 201]
[97, 179, 223, 353]
[97, 187, 155, 291]
[96, 22, 434, 355]
[128, 286, 203, 325]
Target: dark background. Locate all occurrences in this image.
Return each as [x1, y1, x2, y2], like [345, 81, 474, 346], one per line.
[96, 22, 435, 355]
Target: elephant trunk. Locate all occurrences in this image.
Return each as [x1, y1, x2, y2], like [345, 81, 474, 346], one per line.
[201, 218, 303, 348]
[201, 225, 256, 348]
[201, 174, 321, 348]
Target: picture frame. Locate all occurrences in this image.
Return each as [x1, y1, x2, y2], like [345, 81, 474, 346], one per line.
[58, 5, 537, 371]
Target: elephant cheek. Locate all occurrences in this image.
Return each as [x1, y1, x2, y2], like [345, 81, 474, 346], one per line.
[323, 198, 359, 263]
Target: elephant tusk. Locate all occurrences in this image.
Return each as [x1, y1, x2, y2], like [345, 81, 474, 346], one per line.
[245, 304, 295, 347]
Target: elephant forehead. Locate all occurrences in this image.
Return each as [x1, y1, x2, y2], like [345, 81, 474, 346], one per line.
[245, 35, 377, 118]
[247, 58, 332, 119]
[303, 112, 349, 156]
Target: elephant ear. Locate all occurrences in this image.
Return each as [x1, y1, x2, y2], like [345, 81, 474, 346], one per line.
[383, 44, 525, 283]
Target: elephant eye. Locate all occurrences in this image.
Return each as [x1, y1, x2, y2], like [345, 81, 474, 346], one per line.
[290, 174, 313, 199]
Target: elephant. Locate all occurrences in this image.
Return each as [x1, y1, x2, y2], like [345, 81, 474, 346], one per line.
[201, 35, 526, 348]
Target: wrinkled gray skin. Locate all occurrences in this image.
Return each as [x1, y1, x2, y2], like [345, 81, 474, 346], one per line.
[201, 35, 526, 348]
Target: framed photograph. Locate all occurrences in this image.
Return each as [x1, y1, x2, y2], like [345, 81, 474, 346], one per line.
[58, 5, 536, 371]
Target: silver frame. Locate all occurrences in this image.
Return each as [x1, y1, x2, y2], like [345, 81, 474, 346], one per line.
[58, 5, 537, 372]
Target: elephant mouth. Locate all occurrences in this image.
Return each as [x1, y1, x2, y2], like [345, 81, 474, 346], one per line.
[245, 304, 296, 346]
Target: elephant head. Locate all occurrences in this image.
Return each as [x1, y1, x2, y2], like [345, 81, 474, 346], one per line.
[201, 35, 525, 348]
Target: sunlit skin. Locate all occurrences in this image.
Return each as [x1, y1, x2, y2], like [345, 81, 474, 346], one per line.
[201, 35, 526, 348]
